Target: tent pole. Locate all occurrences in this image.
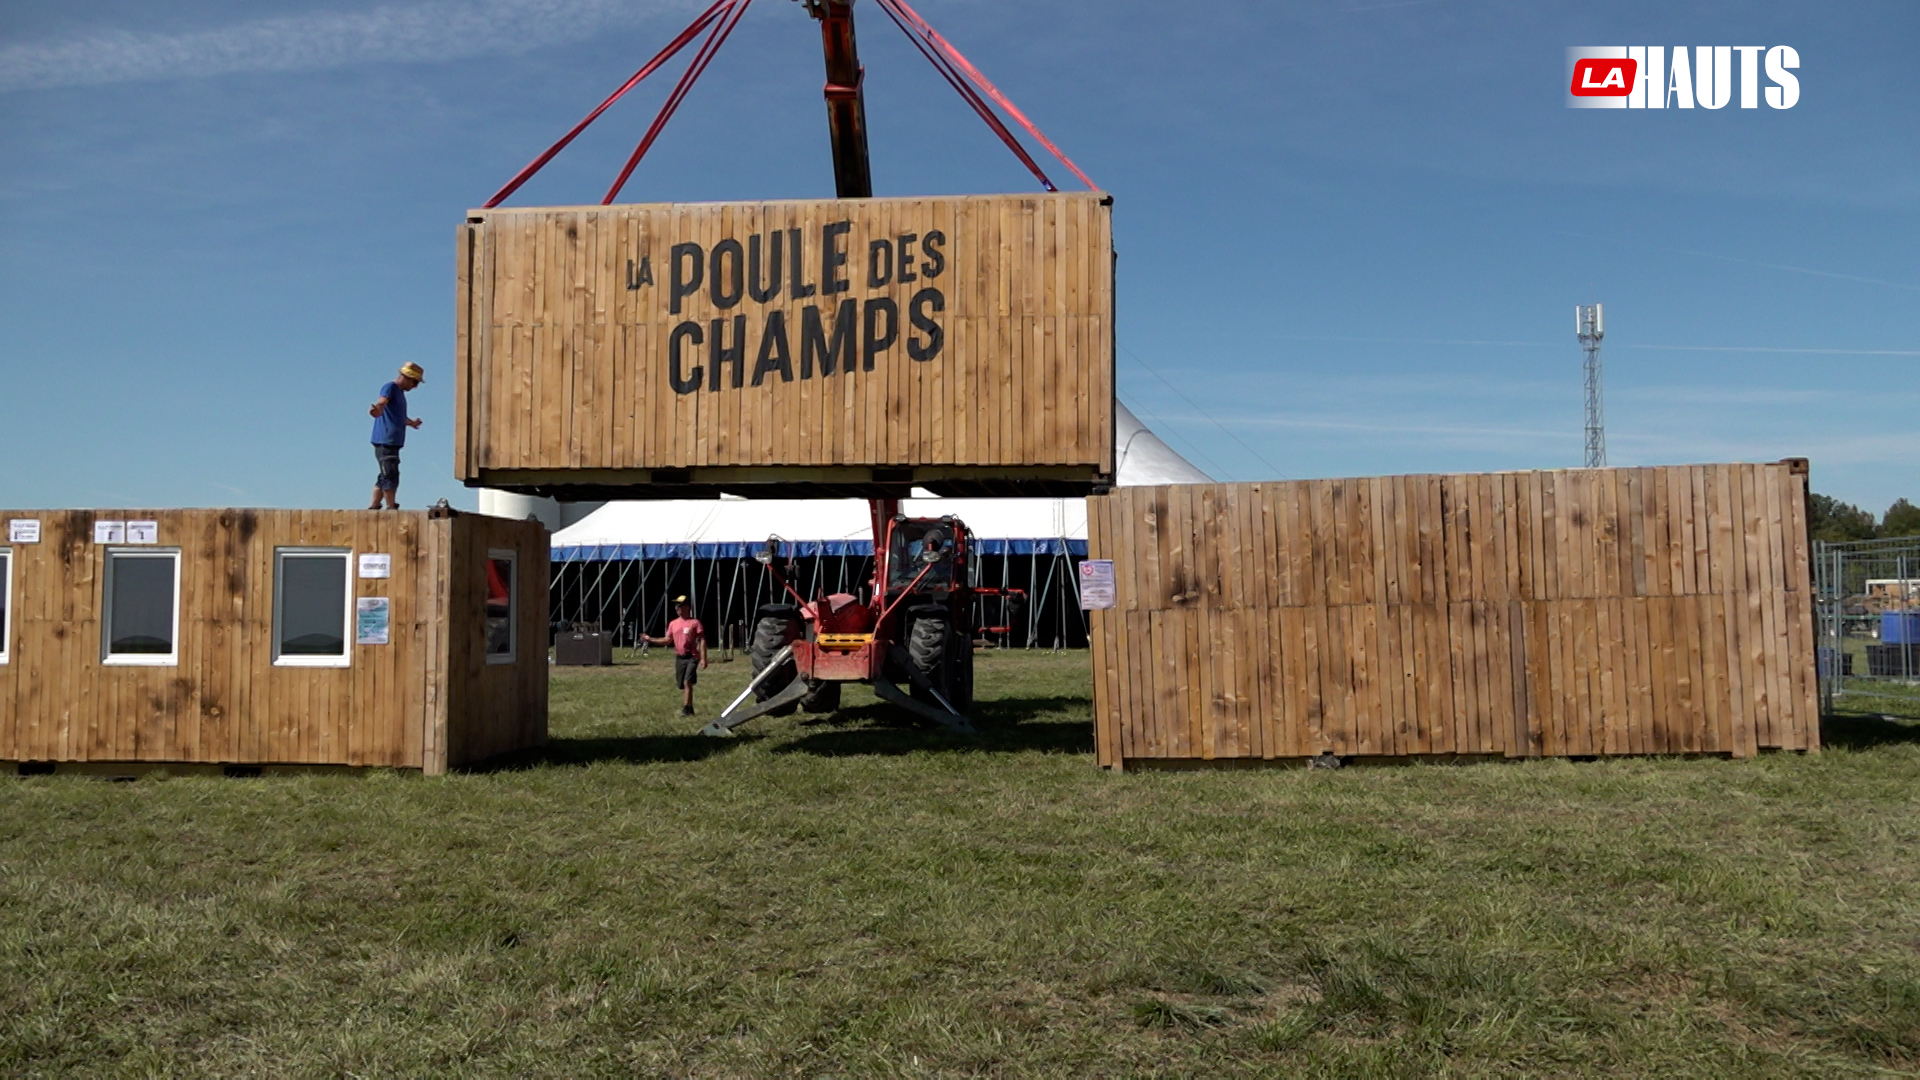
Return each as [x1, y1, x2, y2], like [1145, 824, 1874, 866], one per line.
[1035, 549, 1059, 652]
[1006, 549, 1021, 641]
[604, 556, 633, 641]
[1072, 553, 1090, 646]
[1027, 551, 1037, 647]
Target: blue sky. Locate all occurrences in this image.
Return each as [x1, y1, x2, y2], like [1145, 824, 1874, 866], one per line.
[1, 0, 1914, 514]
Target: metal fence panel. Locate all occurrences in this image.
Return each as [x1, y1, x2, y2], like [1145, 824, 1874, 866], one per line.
[1815, 536, 1920, 718]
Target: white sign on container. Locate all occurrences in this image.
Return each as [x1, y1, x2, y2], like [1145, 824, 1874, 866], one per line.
[93, 521, 126, 544]
[126, 521, 159, 545]
[8, 520, 40, 544]
[358, 553, 392, 579]
[1077, 559, 1116, 610]
[355, 597, 391, 645]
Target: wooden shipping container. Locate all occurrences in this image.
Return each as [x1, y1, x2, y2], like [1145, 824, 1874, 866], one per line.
[0, 509, 547, 775]
[456, 192, 1115, 499]
[1085, 462, 1820, 769]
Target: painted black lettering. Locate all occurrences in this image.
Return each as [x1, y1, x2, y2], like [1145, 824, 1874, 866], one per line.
[862, 297, 898, 371]
[788, 227, 815, 299]
[752, 310, 794, 386]
[626, 256, 653, 291]
[708, 315, 747, 391]
[867, 238, 893, 288]
[800, 299, 856, 377]
[897, 233, 918, 282]
[822, 220, 852, 295]
[670, 242, 704, 315]
[907, 287, 944, 361]
[920, 230, 946, 278]
[709, 238, 744, 309]
[668, 321, 704, 394]
[748, 232, 783, 303]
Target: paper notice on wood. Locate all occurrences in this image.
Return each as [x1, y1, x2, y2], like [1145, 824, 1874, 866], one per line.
[93, 521, 125, 544]
[358, 554, 392, 579]
[8, 520, 39, 544]
[1078, 559, 1116, 610]
[355, 597, 391, 645]
[126, 521, 159, 544]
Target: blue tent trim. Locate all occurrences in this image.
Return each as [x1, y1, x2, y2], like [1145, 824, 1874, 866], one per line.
[551, 538, 1086, 563]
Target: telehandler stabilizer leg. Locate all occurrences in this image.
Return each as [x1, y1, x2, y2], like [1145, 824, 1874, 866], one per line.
[871, 676, 976, 734]
[879, 644, 974, 734]
[701, 644, 806, 737]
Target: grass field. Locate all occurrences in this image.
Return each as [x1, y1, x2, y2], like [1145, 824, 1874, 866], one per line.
[1835, 634, 1920, 720]
[5, 650, 1920, 1077]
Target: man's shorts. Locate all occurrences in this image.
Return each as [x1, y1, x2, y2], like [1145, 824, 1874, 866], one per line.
[373, 444, 402, 491]
[674, 654, 700, 688]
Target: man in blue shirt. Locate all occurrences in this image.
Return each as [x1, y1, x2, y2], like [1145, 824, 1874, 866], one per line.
[367, 363, 425, 509]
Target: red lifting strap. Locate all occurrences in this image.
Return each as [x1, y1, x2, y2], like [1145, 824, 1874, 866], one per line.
[484, 0, 1090, 207]
[604, 0, 755, 204]
[878, 0, 1098, 192]
[872, 0, 1056, 192]
[483, 0, 733, 209]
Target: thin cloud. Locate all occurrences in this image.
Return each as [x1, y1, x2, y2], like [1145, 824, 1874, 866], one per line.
[1245, 332, 1920, 357]
[0, 0, 695, 93]
[1162, 413, 1569, 442]
[1610, 429, 1920, 469]
[1561, 231, 1920, 295]
[1616, 344, 1920, 357]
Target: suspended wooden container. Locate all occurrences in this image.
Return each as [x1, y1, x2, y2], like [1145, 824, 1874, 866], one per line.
[0, 509, 547, 775]
[455, 192, 1115, 499]
[1085, 462, 1820, 769]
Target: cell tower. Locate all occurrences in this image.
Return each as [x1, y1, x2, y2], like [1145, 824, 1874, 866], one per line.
[1576, 303, 1606, 468]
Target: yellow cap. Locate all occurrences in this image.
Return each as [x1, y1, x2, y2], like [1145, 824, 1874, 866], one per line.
[675, 595, 689, 604]
[398, 362, 425, 381]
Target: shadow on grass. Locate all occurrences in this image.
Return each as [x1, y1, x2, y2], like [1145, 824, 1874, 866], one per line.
[1821, 711, 1920, 751]
[467, 695, 1094, 769]
[772, 694, 1095, 758]
[467, 732, 748, 772]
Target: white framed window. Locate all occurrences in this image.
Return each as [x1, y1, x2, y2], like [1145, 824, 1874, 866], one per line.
[485, 549, 516, 664]
[274, 548, 352, 667]
[0, 549, 11, 664]
[103, 548, 180, 666]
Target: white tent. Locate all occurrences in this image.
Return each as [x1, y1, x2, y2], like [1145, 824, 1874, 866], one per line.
[1111, 400, 1214, 487]
[538, 406, 1212, 646]
[547, 402, 1208, 558]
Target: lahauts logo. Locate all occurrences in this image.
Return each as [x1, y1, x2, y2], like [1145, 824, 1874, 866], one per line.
[1566, 47, 1799, 109]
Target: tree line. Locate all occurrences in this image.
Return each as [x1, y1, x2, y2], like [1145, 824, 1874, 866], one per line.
[1809, 494, 1920, 544]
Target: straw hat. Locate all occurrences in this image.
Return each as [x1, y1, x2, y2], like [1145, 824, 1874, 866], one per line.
[398, 362, 425, 382]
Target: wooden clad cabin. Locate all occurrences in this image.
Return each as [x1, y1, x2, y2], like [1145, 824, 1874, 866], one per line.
[1085, 462, 1820, 769]
[455, 192, 1115, 500]
[0, 509, 548, 775]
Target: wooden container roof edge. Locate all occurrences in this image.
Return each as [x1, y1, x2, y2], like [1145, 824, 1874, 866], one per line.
[1107, 457, 1811, 487]
[467, 190, 1114, 218]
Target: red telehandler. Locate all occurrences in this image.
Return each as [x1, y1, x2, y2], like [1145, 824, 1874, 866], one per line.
[703, 499, 981, 735]
[482, 0, 1096, 735]
[700, 0, 1085, 737]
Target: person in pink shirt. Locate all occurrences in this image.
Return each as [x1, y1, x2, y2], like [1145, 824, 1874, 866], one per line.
[645, 596, 708, 716]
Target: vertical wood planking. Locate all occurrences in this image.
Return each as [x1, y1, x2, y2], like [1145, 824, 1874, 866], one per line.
[459, 194, 1114, 481]
[0, 510, 547, 771]
[1082, 462, 1818, 765]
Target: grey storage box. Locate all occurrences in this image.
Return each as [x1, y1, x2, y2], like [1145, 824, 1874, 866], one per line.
[556, 630, 614, 666]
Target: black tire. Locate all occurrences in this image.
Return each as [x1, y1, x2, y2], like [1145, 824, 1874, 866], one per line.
[906, 605, 950, 707]
[801, 678, 842, 714]
[946, 626, 974, 714]
[749, 607, 801, 716]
